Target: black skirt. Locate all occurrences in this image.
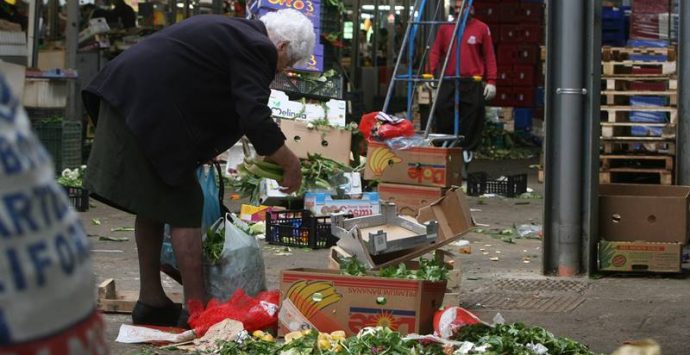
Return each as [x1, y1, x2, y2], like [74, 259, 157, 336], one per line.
[84, 100, 203, 227]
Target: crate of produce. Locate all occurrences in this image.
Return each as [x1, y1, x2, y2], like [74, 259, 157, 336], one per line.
[61, 185, 89, 212]
[32, 119, 82, 172]
[270, 72, 344, 100]
[265, 209, 336, 249]
[467, 172, 528, 198]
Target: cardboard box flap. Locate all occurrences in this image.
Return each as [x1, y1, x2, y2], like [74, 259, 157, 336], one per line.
[600, 183, 690, 198]
[337, 186, 473, 269]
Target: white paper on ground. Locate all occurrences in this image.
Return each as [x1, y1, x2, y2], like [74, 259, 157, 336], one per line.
[115, 324, 196, 344]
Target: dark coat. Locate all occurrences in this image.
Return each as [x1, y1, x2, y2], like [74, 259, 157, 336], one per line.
[83, 15, 285, 186]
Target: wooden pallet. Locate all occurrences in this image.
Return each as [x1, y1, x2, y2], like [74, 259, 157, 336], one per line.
[601, 90, 677, 106]
[602, 46, 676, 62]
[601, 138, 676, 155]
[600, 154, 674, 170]
[599, 169, 673, 185]
[601, 122, 675, 138]
[97, 278, 183, 314]
[601, 105, 677, 124]
[602, 61, 676, 76]
[602, 76, 677, 91]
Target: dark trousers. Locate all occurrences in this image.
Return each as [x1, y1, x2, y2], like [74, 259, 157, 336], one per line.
[422, 79, 486, 151]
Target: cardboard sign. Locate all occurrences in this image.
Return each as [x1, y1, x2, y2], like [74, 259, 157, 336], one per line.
[378, 183, 447, 217]
[280, 119, 351, 164]
[269, 90, 346, 127]
[279, 268, 446, 336]
[598, 240, 682, 273]
[599, 184, 690, 244]
[304, 192, 380, 217]
[364, 141, 462, 188]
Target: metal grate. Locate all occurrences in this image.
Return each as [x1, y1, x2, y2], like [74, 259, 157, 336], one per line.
[493, 278, 589, 293]
[463, 293, 585, 313]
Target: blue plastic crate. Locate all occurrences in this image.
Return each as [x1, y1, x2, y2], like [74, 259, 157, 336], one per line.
[627, 39, 669, 48]
[514, 108, 534, 131]
[630, 111, 667, 123]
[629, 54, 668, 62]
[602, 7, 625, 20]
[535, 87, 544, 107]
[630, 95, 668, 107]
[602, 20, 626, 31]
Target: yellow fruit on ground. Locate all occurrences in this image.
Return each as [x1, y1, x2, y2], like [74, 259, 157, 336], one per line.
[334, 344, 343, 352]
[330, 330, 346, 339]
[285, 331, 303, 343]
[252, 330, 265, 338]
[318, 338, 332, 350]
[261, 334, 275, 342]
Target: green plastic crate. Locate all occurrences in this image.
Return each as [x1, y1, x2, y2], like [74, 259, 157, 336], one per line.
[33, 120, 83, 172]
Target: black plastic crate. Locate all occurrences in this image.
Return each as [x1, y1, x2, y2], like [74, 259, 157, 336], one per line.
[270, 73, 344, 100]
[33, 120, 82, 171]
[62, 185, 89, 212]
[265, 210, 336, 249]
[467, 172, 528, 198]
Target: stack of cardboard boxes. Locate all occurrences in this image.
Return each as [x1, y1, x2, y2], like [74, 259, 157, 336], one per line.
[598, 183, 690, 273]
[365, 141, 463, 217]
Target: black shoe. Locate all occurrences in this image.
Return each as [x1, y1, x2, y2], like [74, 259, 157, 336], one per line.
[131, 301, 182, 327]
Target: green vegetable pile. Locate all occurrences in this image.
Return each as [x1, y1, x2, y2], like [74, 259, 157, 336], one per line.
[339, 257, 449, 282]
[57, 165, 87, 188]
[233, 153, 358, 204]
[203, 224, 226, 264]
[453, 323, 600, 355]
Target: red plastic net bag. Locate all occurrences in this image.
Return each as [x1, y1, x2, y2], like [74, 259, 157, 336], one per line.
[188, 289, 280, 336]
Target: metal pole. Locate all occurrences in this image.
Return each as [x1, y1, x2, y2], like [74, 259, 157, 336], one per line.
[381, 0, 419, 112]
[677, 0, 690, 184]
[168, 0, 178, 25]
[543, 0, 585, 276]
[372, 0, 379, 96]
[48, 0, 59, 40]
[583, 0, 602, 275]
[350, 0, 361, 90]
[64, 0, 80, 122]
[28, 0, 43, 67]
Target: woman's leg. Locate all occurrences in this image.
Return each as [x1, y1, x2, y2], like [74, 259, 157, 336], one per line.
[134, 215, 172, 306]
[170, 227, 205, 304]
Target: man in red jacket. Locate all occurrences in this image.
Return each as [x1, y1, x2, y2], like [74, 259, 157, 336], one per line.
[429, 2, 497, 152]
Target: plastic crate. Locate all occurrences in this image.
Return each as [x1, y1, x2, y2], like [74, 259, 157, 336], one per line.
[467, 172, 528, 198]
[33, 120, 82, 172]
[265, 210, 336, 249]
[62, 185, 89, 212]
[270, 73, 344, 100]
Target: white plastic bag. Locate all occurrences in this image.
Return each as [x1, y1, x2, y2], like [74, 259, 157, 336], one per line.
[204, 214, 267, 301]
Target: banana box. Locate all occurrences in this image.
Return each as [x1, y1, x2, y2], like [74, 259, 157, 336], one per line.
[278, 268, 446, 337]
[364, 141, 462, 188]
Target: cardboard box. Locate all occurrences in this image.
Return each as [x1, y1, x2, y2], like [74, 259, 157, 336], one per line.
[598, 240, 682, 273]
[304, 192, 380, 217]
[364, 141, 462, 188]
[599, 184, 690, 244]
[280, 119, 351, 165]
[279, 268, 446, 336]
[378, 183, 446, 217]
[269, 90, 346, 127]
[335, 187, 473, 270]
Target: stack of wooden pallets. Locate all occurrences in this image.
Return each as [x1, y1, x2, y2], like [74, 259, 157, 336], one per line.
[599, 46, 677, 185]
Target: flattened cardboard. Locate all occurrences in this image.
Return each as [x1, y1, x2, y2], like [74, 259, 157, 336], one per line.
[280, 119, 352, 165]
[598, 240, 682, 273]
[378, 183, 447, 217]
[364, 141, 462, 187]
[279, 268, 447, 336]
[599, 184, 690, 243]
[305, 192, 380, 217]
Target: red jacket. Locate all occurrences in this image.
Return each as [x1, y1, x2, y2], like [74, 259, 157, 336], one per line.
[429, 18, 497, 85]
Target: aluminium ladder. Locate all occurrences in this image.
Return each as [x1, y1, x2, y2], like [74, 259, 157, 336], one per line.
[381, 0, 475, 147]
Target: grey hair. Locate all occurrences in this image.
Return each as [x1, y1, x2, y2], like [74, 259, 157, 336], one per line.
[260, 9, 316, 65]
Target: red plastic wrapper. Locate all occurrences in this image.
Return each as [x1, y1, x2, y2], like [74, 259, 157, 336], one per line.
[632, 0, 669, 14]
[359, 112, 415, 140]
[187, 289, 280, 336]
[433, 306, 482, 339]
